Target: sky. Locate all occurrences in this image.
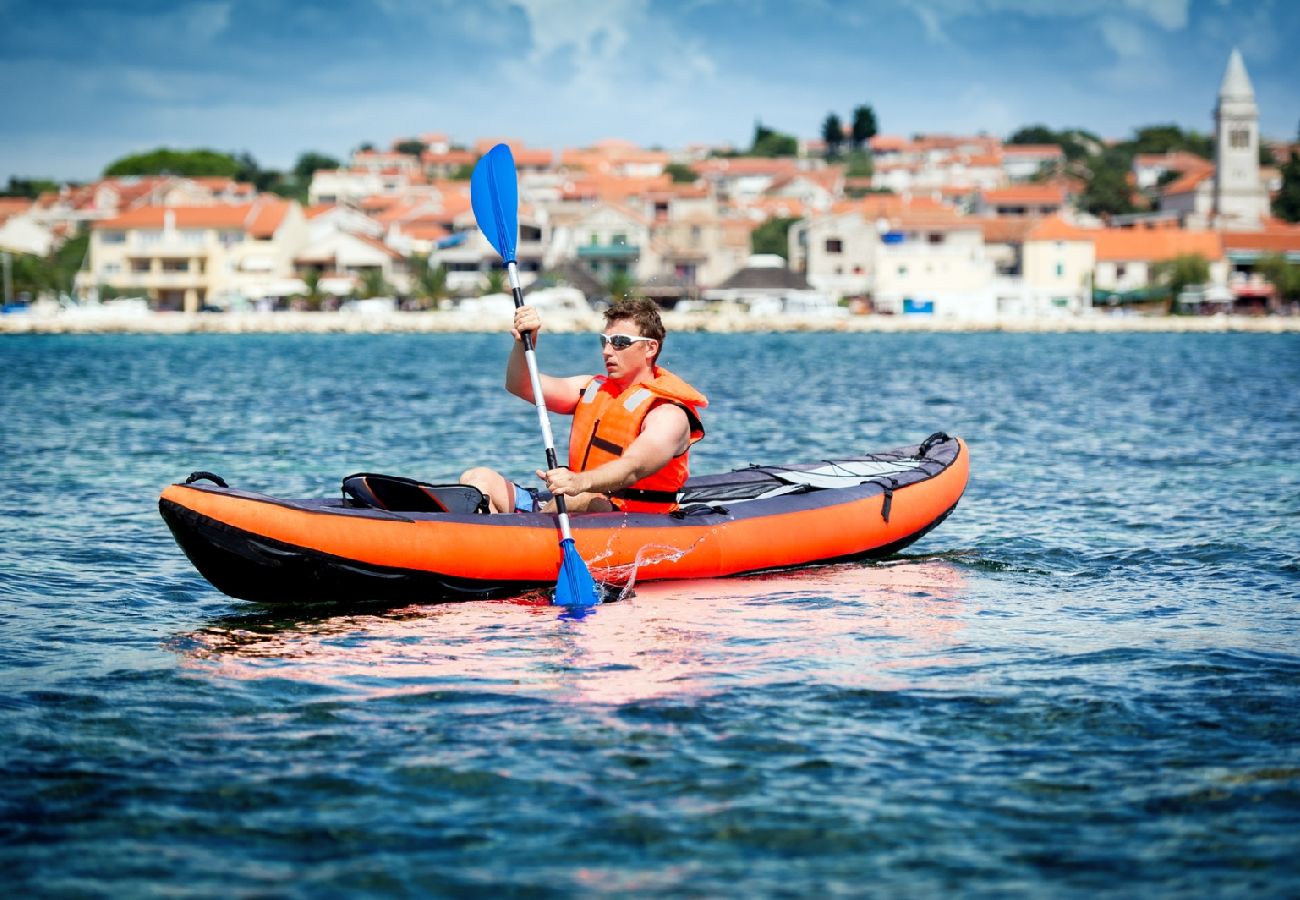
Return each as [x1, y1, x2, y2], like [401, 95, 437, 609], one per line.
[3, 0, 1298, 183]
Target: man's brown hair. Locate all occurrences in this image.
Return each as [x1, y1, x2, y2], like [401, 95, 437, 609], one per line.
[604, 297, 665, 361]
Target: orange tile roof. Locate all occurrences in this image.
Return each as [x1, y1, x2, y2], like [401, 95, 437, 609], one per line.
[1025, 217, 1094, 241]
[93, 199, 292, 234]
[1134, 151, 1213, 171]
[0, 197, 33, 222]
[1002, 144, 1064, 157]
[1220, 228, 1300, 254]
[692, 158, 801, 177]
[1161, 169, 1213, 195]
[246, 200, 292, 237]
[1092, 228, 1223, 262]
[978, 217, 1039, 243]
[982, 184, 1066, 205]
[423, 149, 476, 166]
[393, 223, 450, 242]
[869, 135, 908, 152]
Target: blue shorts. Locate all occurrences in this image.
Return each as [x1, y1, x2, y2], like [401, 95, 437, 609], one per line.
[511, 482, 552, 513]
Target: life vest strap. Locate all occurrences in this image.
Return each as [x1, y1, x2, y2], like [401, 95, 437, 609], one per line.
[612, 487, 680, 505]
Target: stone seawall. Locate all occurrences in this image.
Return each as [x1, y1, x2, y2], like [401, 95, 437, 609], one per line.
[2, 309, 1297, 335]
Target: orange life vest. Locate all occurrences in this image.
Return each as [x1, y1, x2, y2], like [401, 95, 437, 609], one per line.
[567, 367, 707, 513]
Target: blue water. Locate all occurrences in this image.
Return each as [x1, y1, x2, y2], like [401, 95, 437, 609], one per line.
[1, 331, 1298, 896]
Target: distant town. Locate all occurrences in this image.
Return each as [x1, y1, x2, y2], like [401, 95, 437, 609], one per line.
[1, 49, 1298, 330]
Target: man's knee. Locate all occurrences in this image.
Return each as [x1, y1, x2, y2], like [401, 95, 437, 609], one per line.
[460, 466, 495, 487]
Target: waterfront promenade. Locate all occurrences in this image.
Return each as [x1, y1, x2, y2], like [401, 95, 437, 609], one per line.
[1, 308, 1297, 334]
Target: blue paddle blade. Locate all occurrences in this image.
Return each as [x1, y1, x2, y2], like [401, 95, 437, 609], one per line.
[470, 143, 519, 264]
[553, 537, 602, 607]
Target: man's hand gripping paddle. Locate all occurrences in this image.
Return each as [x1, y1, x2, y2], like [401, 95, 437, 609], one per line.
[470, 144, 603, 607]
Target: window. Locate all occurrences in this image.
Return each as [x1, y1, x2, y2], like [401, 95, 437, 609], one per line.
[137, 230, 162, 247]
[180, 230, 206, 246]
[927, 233, 944, 245]
[162, 259, 189, 273]
[825, 238, 843, 254]
[131, 259, 151, 273]
[1229, 128, 1249, 149]
[101, 262, 121, 275]
[612, 233, 627, 246]
[1115, 264, 1127, 279]
[1055, 263, 1064, 277]
[100, 231, 126, 244]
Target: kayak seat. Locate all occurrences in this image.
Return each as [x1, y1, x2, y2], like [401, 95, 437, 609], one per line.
[342, 473, 489, 515]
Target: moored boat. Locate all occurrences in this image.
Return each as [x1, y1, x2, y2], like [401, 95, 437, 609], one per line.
[159, 433, 968, 604]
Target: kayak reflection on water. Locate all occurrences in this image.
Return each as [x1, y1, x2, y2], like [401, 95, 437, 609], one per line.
[171, 558, 971, 705]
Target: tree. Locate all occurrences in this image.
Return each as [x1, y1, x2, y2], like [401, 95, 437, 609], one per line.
[483, 268, 506, 295]
[1151, 253, 1211, 312]
[1079, 150, 1137, 217]
[750, 216, 799, 259]
[750, 121, 798, 157]
[1007, 125, 1058, 146]
[2, 177, 59, 198]
[850, 105, 877, 150]
[1273, 150, 1300, 223]
[844, 151, 873, 179]
[360, 268, 389, 299]
[822, 113, 844, 159]
[606, 269, 634, 302]
[1255, 253, 1300, 301]
[395, 139, 427, 158]
[409, 255, 449, 310]
[103, 148, 242, 178]
[293, 152, 340, 181]
[302, 269, 322, 311]
[1131, 124, 1212, 159]
[664, 162, 697, 183]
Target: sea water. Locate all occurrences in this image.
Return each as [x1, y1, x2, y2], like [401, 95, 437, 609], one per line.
[1, 331, 1297, 895]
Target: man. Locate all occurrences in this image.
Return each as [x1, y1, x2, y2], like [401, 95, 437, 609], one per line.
[460, 296, 707, 514]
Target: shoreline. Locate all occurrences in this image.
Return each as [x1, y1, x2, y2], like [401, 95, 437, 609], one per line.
[1, 309, 1297, 335]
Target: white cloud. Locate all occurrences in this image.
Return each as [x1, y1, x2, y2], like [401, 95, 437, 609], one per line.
[911, 0, 1191, 42]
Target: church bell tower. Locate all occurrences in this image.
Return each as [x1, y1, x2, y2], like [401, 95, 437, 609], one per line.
[1213, 48, 1269, 229]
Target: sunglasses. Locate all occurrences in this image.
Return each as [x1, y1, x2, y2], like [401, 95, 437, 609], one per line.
[598, 333, 655, 350]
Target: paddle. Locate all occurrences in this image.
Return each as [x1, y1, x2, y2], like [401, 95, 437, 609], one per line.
[470, 143, 603, 607]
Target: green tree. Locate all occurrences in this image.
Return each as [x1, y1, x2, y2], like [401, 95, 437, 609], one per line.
[1131, 124, 1212, 159]
[483, 268, 506, 295]
[1151, 253, 1211, 312]
[844, 150, 873, 178]
[822, 113, 845, 158]
[664, 162, 697, 183]
[395, 139, 427, 158]
[1079, 150, 1137, 217]
[1007, 125, 1058, 145]
[606, 269, 635, 302]
[103, 148, 243, 178]
[451, 163, 476, 181]
[750, 121, 798, 157]
[1273, 150, 1300, 223]
[1255, 253, 1300, 301]
[294, 152, 340, 181]
[360, 268, 389, 299]
[409, 255, 449, 310]
[750, 216, 799, 259]
[850, 105, 877, 150]
[2, 177, 59, 198]
[302, 269, 322, 311]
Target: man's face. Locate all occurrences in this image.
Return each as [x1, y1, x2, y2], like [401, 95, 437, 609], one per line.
[600, 318, 657, 379]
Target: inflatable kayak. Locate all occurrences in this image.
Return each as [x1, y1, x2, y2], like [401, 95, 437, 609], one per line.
[159, 433, 968, 605]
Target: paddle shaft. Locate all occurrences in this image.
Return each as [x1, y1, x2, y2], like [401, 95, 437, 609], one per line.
[507, 261, 575, 540]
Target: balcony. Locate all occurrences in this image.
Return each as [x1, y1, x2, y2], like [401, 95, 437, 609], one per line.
[577, 243, 640, 260]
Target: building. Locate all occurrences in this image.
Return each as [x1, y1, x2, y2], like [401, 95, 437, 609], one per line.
[79, 199, 309, 311]
[1160, 49, 1272, 230]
